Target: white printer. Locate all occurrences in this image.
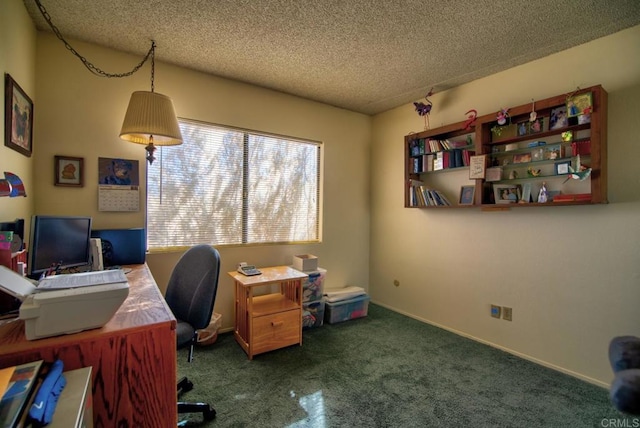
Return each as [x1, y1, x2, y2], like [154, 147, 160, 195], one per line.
[0, 266, 129, 340]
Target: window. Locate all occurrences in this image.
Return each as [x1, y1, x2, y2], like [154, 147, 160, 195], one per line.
[147, 119, 322, 251]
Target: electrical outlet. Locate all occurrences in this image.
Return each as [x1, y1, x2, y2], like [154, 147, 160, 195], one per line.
[503, 307, 512, 321]
[490, 304, 501, 319]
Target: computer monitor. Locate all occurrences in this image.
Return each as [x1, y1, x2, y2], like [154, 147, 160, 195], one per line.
[28, 215, 92, 279]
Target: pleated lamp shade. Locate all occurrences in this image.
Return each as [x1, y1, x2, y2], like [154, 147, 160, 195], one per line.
[119, 91, 182, 145]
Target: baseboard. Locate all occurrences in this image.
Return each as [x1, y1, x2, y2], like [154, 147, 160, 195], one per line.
[371, 300, 608, 389]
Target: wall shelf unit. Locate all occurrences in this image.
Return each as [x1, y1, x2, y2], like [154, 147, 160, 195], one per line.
[404, 85, 607, 209]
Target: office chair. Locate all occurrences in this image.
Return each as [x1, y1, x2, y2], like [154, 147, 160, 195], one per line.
[165, 244, 220, 422]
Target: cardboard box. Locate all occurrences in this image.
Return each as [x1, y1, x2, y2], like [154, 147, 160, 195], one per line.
[293, 254, 318, 272]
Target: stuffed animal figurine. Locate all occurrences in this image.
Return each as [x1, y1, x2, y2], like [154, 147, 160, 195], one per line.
[609, 335, 640, 415]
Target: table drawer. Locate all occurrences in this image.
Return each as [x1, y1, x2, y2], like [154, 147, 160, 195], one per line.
[251, 309, 301, 356]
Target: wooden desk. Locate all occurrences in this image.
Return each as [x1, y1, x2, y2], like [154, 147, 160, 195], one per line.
[0, 264, 177, 427]
[229, 266, 306, 360]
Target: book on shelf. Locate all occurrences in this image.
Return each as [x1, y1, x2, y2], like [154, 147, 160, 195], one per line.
[552, 193, 591, 202]
[0, 360, 43, 427]
[408, 180, 450, 207]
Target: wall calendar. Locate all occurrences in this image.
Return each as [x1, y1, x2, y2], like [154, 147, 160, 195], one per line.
[97, 157, 140, 212]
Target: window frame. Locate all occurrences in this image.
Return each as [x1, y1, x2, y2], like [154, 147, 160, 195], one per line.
[146, 118, 323, 253]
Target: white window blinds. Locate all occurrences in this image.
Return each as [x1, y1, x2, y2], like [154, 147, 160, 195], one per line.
[147, 119, 321, 250]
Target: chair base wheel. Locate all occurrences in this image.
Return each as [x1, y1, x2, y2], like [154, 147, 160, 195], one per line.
[177, 376, 194, 394]
[204, 407, 216, 421]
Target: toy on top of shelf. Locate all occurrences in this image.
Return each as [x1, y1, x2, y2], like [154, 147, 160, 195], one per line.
[413, 88, 434, 130]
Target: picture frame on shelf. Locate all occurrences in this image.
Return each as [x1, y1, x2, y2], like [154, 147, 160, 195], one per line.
[469, 155, 487, 179]
[554, 160, 571, 175]
[4, 74, 33, 157]
[531, 147, 544, 161]
[520, 183, 532, 203]
[493, 184, 519, 204]
[459, 185, 475, 205]
[54, 155, 84, 187]
[566, 92, 593, 118]
[544, 144, 563, 160]
[485, 166, 503, 182]
[550, 106, 568, 130]
[529, 117, 545, 134]
[513, 153, 532, 164]
[517, 121, 529, 136]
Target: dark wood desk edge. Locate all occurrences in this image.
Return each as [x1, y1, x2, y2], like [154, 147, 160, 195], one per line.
[0, 263, 176, 356]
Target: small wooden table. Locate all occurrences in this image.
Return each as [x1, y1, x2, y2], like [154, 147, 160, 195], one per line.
[229, 266, 307, 359]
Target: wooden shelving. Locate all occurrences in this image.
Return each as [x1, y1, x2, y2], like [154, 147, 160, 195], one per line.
[404, 85, 607, 209]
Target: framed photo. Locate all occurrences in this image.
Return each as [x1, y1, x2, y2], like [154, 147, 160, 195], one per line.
[529, 117, 544, 134]
[566, 92, 593, 118]
[555, 160, 571, 175]
[513, 153, 532, 164]
[544, 144, 563, 160]
[516, 121, 529, 136]
[469, 155, 487, 179]
[485, 166, 503, 182]
[493, 184, 519, 204]
[459, 185, 475, 205]
[54, 155, 84, 187]
[4, 74, 33, 157]
[549, 106, 568, 130]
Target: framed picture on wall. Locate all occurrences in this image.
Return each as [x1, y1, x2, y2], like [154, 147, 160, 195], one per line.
[55, 155, 84, 187]
[4, 74, 34, 157]
[459, 185, 475, 205]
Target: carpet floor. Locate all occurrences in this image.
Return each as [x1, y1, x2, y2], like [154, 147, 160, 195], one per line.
[177, 303, 629, 427]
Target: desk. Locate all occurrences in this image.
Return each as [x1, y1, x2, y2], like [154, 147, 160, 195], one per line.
[229, 266, 306, 359]
[0, 264, 177, 427]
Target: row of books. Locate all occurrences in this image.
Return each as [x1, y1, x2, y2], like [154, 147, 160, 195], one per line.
[0, 359, 67, 427]
[409, 138, 471, 156]
[0, 360, 43, 427]
[409, 182, 452, 207]
[411, 148, 475, 173]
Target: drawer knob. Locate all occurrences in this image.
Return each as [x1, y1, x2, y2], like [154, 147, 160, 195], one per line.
[271, 321, 284, 328]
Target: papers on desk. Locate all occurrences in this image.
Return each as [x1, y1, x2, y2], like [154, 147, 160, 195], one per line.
[0, 266, 129, 301]
[37, 269, 128, 290]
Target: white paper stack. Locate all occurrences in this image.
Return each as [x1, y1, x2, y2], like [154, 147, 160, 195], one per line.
[323, 286, 366, 303]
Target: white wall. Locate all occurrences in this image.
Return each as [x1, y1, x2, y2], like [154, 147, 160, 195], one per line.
[370, 25, 640, 386]
[0, 0, 37, 224]
[32, 33, 371, 331]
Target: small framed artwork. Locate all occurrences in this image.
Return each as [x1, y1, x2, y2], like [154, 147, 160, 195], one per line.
[531, 147, 544, 161]
[566, 92, 593, 118]
[529, 117, 545, 134]
[555, 160, 571, 175]
[513, 153, 532, 164]
[516, 121, 529, 136]
[550, 106, 568, 130]
[485, 166, 503, 182]
[4, 74, 34, 157]
[493, 184, 519, 204]
[544, 144, 563, 160]
[469, 155, 487, 179]
[55, 155, 84, 187]
[459, 185, 475, 205]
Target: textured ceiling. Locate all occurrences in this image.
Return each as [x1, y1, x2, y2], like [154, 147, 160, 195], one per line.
[23, 0, 640, 115]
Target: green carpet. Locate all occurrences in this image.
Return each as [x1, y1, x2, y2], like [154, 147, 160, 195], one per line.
[177, 303, 628, 427]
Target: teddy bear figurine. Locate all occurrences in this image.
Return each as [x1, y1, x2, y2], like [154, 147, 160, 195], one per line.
[609, 335, 640, 415]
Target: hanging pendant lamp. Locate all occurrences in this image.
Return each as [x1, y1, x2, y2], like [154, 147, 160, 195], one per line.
[119, 42, 182, 164]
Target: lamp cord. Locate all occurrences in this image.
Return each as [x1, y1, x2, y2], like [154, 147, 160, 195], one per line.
[34, 0, 154, 80]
